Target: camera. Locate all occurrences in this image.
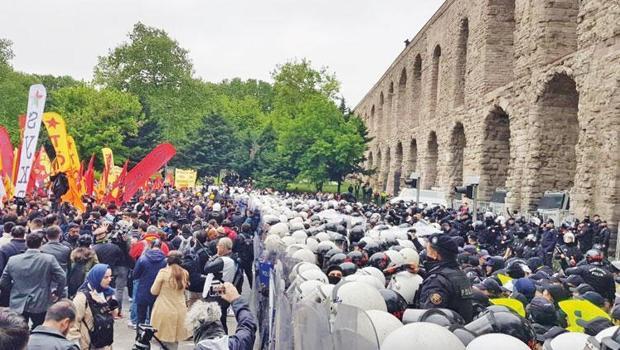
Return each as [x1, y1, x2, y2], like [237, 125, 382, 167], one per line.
[133, 324, 168, 350]
[209, 281, 225, 298]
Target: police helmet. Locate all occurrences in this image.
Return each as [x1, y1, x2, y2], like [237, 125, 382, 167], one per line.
[466, 333, 530, 350]
[378, 289, 408, 320]
[369, 252, 392, 271]
[465, 309, 536, 347]
[380, 322, 465, 350]
[339, 262, 358, 276]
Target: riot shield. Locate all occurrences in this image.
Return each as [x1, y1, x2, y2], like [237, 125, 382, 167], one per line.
[293, 301, 334, 350]
[332, 304, 380, 350]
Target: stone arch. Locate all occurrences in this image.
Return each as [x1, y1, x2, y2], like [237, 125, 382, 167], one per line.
[447, 122, 467, 195]
[454, 18, 469, 106]
[430, 45, 442, 114]
[534, 0, 578, 65]
[412, 54, 423, 125]
[397, 68, 408, 130]
[387, 82, 395, 136]
[407, 138, 418, 177]
[527, 73, 579, 209]
[480, 106, 512, 201]
[392, 142, 404, 194]
[375, 148, 383, 190]
[383, 146, 391, 192]
[423, 131, 439, 189]
[379, 92, 385, 139]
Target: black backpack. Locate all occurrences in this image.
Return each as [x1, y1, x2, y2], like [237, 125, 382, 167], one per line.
[83, 291, 114, 349]
[67, 260, 88, 298]
[182, 246, 209, 292]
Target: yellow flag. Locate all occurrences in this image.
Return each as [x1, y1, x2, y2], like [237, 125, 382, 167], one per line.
[43, 113, 71, 174]
[497, 273, 513, 286]
[66, 136, 80, 172]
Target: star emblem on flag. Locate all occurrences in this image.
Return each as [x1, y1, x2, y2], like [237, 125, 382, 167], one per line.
[46, 117, 59, 129]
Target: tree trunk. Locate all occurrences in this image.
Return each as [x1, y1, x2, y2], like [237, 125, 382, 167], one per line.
[337, 180, 342, 194]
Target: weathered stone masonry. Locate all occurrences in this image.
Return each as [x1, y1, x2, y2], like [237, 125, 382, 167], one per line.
[354, 0, 619, 228]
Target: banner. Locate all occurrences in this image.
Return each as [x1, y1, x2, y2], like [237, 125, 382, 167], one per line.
[101, 147, 114, 188]
[164, 168, 175, 187]
[84, 154, 95, 196]
[105, 160, 128, 206]
[109, 165, 122, 184]
[42, 112, 70, 173]
[66, 135, 80, 172]
[0, 127, 13, 178]
[14, 85, 47, 198]
[175, 168, 197, 189]
[0, 176, 5, 208]
[123, 143, 176, 202]
[26, 147, 51, 195]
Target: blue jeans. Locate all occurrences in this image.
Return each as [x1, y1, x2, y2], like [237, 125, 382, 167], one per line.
[130, 279, 139, 324]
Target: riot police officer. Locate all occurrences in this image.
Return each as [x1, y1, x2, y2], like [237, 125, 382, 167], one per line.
[418, 233, 474, 322]
[565, 249, 615, 304]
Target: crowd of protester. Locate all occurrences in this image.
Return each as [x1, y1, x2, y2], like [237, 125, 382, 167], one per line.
[0, 186, 258, 350]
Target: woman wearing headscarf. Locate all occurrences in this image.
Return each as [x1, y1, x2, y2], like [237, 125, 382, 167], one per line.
[67, 263, 118, 350]
[149, 250, 190, 350]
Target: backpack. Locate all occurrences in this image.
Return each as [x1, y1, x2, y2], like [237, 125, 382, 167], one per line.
[83, 291, 114, 349]
[67, 260, 88, 298]
[182, 246, 209, 292]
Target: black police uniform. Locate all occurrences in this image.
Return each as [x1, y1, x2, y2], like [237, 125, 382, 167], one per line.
[418, 234, 474, 322]
[565, 263, 615, 303]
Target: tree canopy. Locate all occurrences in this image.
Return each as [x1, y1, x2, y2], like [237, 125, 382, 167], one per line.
[0, 26, 369, 190]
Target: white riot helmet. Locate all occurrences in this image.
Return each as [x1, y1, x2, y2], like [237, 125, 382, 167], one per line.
[344, 274, 384, 290]
[399, 248, 419, 266]
[305, 237, 319, 253]
[466, 333, 529, 350]
[584, 326, 619, 350]
[291, 248, 316, 264]
[264, 234, 285, 254]
[363, 310, 403, 346]
[295, 280, 325, 302]
[289, 221, 305, 232]
[397, 239, 415, 249]
[309, 284, 335, 304]
[541, 332, 588, 350]
[263, 214, 280, 225]
[387, 271, 423, 305]
[288, 262, 320, 282]
[292, 230, 308, 244]
[269, 222, 289, 237]
[384, 250, 406, 267]
[333, 281, 387, 312]
[281, 236, 296, 247]
[381, 322, 465, 350]
[296, 268, 328, 285]
[360, 266, 387, 287]
[315, 232, 331, 242]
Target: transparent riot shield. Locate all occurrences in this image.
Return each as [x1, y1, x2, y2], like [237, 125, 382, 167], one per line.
[332, 304, 380, 350]
[293, 301, 334, 350]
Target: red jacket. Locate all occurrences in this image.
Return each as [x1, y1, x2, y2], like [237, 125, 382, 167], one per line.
[129, 233, 170, 261]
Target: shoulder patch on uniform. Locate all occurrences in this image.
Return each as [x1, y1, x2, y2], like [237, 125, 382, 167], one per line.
[430, 293, 442, 305]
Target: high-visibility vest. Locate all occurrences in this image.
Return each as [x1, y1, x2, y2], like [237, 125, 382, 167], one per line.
[490, 298, 526, 317]
[558, 299, 611, 332]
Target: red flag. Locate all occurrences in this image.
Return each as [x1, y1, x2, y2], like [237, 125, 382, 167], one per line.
[85, 154, 95, 196]
[0, 127, 13, 179]
[26, 149, 42, 194]
[105, 160, 128, 206]
[123, 143, 176, 202]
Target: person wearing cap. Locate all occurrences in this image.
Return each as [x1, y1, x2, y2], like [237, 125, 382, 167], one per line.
[417, 233, 474, 322]
[474, 278, 507, 299]
[526, 296, 560, 340]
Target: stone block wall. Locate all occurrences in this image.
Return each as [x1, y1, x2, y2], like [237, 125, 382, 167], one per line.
[354, 0, 619, 234]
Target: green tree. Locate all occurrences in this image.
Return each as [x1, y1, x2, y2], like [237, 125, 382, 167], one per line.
[175, 114, 237, 176]
[48, 85, 141, 164]
[0, 38, 14, 66]
[94, 22, 197, 158]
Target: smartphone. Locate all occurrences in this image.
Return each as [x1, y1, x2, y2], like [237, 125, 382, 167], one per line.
[209, 281, 225, 298]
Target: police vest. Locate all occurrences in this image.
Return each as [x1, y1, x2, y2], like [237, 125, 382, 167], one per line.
[435, 267, 474, 322]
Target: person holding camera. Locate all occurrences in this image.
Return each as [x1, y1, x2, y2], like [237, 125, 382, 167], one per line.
[186, 282, 257, 350]
[68, 264, 117, 350]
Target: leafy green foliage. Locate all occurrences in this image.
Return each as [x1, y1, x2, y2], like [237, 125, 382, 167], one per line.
[0, 30, 369, 190]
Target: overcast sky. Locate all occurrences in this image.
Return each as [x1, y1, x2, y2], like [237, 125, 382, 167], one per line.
[0, 0, 444, 106]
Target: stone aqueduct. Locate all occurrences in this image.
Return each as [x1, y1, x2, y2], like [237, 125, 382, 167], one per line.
[354, 0, 619, 226]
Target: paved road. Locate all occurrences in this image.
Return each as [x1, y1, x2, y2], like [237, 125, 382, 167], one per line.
[114, 278, 253, 349]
